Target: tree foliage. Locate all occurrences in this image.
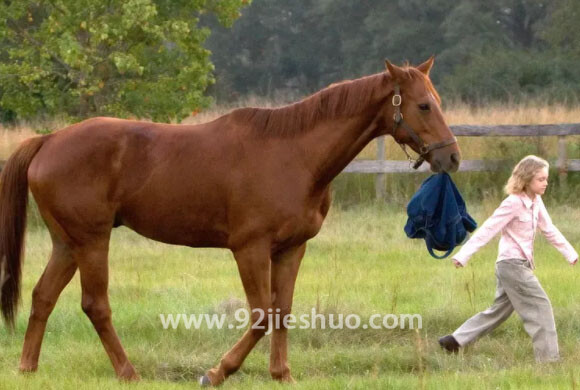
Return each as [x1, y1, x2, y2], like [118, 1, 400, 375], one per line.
[2, 0, 579, 123]
[0, 0, 247, 122]
[205, 0, 580, 105]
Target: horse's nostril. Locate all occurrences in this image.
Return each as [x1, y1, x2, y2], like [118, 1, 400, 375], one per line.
[450, 152, 460, 165]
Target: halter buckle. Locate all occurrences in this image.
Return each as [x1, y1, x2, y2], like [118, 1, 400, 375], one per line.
[392, 94, 402, 107]
[419, 145, 429, 155]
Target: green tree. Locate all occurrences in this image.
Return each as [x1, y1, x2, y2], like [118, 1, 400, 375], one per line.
[544, 0, 580, 56]
[201, 0, 580, 105]
[206, 0, 328, 101]
[206, 0, 459, 100]
[440, 0, 580, 104]
[0, 0, 248, 123]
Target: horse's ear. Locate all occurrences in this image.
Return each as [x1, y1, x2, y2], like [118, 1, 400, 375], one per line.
[416, 56, 435, 76]
[385, 60, 407, 82]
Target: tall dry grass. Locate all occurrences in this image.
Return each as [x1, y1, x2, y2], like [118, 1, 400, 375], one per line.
[1, 100, 579, 163]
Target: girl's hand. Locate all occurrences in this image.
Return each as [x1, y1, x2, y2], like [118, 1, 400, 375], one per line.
[571, 258, 578, 266]
[453, 259, 463, 268]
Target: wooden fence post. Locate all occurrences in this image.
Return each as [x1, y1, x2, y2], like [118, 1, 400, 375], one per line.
[375, 136, 386, 199]
[557, 135, 568, 191]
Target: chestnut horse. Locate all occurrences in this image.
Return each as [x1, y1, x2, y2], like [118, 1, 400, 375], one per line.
[0, 58, 460, 385]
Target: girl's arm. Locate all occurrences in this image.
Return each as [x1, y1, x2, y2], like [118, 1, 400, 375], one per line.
[538, 198, 578, 264]
[452, 196, 517, 267]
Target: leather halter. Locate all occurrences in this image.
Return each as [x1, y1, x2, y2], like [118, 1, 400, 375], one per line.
[391, 84, 457, 169]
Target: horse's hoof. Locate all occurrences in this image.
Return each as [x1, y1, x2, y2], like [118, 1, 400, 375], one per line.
[199, 374, 212, 387]
[285, 375, 297, 384]
[118, 364, 141, 381]
[278, 375, 296, 384]
[19, 365, 38, 374]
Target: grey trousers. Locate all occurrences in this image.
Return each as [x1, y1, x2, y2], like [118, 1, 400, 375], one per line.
[452, 258, 559, 362]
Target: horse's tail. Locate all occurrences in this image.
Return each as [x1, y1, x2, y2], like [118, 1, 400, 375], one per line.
[0, 135, 50, 328]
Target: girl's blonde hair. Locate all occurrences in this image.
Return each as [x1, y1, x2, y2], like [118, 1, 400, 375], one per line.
[504, 155, 549, 194]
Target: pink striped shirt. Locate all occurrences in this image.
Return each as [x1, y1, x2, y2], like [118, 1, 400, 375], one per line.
[453, 193, 578, 269]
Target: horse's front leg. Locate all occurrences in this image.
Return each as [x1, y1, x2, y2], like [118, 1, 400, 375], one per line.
[201, 239, 272, 386]
[269, 243, 306, 383]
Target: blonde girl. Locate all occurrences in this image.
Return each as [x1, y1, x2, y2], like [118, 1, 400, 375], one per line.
[438, 155, 578, 362]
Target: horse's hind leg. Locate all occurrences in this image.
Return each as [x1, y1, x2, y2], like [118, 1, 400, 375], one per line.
[77, 240, 139, 381]
[20, 238, 77, 372]
[269, 243, 306, 383]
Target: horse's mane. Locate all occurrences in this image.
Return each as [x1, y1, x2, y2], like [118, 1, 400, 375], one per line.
[229, 72, 389, 137]
[229, 67, 439, 137]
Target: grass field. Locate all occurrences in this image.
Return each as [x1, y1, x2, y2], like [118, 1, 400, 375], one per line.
[1, 202, 580, 389]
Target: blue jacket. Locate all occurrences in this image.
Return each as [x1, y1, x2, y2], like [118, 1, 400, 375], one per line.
[404, 173, 477, 259]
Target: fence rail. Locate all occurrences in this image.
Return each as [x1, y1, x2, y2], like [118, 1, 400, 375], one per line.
[344, 124, 580, 198]
[450, 123, 580, 137]
[1, 124, 579, 180]
[344, 158, 580, 174]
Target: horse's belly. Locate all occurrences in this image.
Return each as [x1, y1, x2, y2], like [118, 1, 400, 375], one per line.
[117, 202, 229, 248]
[121, 220, 229, 248]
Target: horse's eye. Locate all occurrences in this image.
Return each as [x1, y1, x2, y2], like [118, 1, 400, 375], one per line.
[418, 104, 430, 111]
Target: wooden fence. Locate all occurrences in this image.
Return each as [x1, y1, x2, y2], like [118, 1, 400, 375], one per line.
[343, 124, 580, 199]
[1, 124, 579, 197]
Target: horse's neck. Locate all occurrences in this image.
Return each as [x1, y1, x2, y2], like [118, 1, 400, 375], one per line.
[298, 109, 384, 190]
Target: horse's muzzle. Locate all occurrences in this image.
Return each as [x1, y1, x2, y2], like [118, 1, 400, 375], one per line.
[431, 151, 460, 173]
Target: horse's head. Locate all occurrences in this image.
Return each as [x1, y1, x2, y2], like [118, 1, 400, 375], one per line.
[381, 57, 461, 173]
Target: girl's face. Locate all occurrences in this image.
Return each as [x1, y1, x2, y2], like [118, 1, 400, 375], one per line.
[526, 167, 549, 196]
